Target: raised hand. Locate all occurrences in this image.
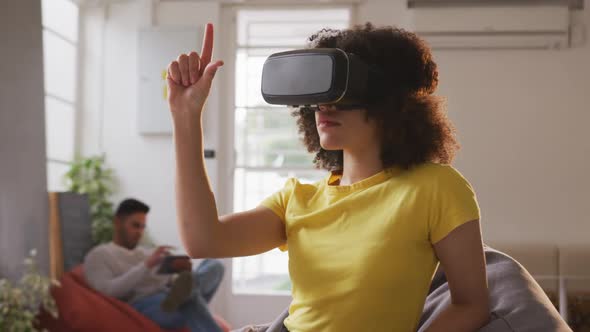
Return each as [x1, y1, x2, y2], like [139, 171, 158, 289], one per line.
[166, 23, 224, 121]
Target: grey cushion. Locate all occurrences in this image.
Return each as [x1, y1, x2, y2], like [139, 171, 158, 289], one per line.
[240, 247, 571, 332]
[477, 314, 512, 332]
[417, 246, 571, 332]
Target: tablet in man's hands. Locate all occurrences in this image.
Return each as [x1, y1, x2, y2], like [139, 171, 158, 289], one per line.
[157, 255, 191, 274]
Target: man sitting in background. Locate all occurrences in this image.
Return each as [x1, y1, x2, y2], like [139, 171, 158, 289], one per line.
[84, 198, 229, 332]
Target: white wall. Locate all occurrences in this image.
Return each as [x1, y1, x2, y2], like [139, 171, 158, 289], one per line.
[436, 46, 590, 246]
[360, 0, 590, 246]
[80, 1, 222, 247]
[80, 0, 228, 314]
[79, 0, 590, 326]
[0, 0, 49, 280]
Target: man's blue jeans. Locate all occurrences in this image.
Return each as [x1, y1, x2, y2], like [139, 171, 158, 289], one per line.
[132, 259, 224, 332]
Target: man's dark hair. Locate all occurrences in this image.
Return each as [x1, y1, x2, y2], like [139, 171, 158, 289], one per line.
[115, 198, 150, 218]
[293, 22, 459, 170]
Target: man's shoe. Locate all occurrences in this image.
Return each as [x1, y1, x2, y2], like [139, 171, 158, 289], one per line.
[161, 271, 193, 312]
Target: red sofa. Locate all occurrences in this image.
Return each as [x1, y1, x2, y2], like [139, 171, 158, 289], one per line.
[39, 265, 230, 332]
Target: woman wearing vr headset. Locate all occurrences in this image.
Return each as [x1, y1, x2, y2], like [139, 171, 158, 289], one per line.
[167, 23, 489, 332]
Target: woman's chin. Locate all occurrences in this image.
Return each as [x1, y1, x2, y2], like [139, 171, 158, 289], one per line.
[320, 141, 343, 151]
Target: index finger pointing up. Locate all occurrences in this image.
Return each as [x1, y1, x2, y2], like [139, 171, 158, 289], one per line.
[200, 23, 213, 75]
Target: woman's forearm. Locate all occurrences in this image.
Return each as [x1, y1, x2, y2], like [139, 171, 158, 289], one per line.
[166, 24, 226, 258]
[424, 303, 490, 332]
[173, 115, 220, 257]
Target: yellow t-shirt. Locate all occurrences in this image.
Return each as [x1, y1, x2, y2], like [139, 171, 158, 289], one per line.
[260, 162, 481, 332]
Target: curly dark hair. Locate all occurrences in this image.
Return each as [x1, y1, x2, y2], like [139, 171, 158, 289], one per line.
[292, 22, 460, 171]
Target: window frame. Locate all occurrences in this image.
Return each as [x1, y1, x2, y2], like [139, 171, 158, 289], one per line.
[41, 0, 82, 191]
[222, 4, 353, 296]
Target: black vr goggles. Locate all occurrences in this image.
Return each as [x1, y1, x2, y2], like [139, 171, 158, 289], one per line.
[261, 48, 384, 109]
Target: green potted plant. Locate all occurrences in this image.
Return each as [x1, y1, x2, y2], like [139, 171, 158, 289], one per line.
[0, 250, 59, 332]
[64, 155, 117, 245]
[63, 155, 156, 247]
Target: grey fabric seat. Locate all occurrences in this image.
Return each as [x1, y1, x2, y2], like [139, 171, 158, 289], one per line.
[235, 247, 571, 332]
[418, 246, 571, 332]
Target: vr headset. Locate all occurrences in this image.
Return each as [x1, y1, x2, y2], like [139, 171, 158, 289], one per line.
[261, 48, 384, 109]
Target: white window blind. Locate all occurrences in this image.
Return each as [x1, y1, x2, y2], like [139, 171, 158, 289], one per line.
[41, 0, 80, 191]
[232, 8, 350, 294]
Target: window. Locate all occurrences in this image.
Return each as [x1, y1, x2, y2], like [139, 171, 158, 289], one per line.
[232, 8, 351, 294]
[41, 0, 80, 191]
